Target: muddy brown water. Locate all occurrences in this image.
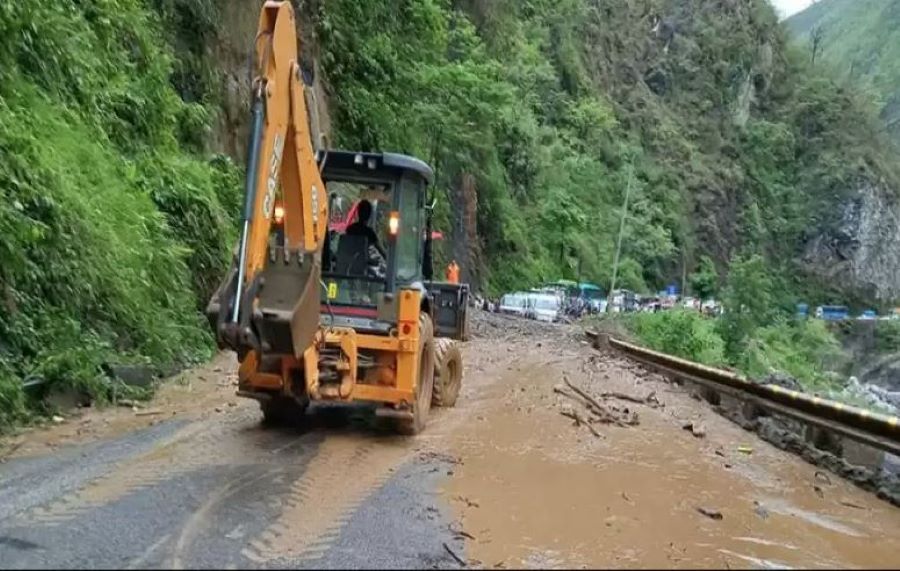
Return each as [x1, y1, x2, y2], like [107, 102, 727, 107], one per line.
[443, 334, 900, 569]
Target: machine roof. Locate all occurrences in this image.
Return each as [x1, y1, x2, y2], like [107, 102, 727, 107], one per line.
[317, 150, 434, 185]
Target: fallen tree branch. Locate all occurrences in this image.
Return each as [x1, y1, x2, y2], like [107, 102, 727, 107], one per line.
[601, 390, 662, 409]
[443, 542, 466, 567]
[134, 409, 163, 417]
[560, 410, 603, 438]
[556, 377, 640, 427]
[563, 376, 607, 414]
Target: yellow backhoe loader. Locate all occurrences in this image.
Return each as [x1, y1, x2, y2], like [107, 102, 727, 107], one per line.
[206, 1, 468, 434]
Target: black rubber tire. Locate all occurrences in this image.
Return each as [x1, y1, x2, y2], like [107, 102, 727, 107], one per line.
[432, 338, 462, 408]
[395, 314, 435, 435]
[260, 395, 308, 428]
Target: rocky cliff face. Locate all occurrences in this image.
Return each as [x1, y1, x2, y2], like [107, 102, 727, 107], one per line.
[207, 0, 332, 161]
[803, 178, 900, 302]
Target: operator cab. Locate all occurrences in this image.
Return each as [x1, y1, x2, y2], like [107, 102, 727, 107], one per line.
[315, 151, 434, 332]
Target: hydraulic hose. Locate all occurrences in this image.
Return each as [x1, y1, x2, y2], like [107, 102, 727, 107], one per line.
[232, 90, 266, 323]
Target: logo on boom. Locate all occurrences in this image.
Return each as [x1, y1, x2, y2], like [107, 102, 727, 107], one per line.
[263, 133, 285, 219]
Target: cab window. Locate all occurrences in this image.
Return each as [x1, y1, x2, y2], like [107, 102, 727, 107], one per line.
[395, 174, 423, 283]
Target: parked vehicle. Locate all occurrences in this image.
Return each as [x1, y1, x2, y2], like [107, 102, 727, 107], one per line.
[859, 309, 877, 320]
[609, 289, 637, 313]
[569, 282, 605, 314]
[498, 292, 530, 317]
[529, 293, 561, 322]
[701, 299, 721, 316]
[814, 305, 849, 321]
[542, 280, 577, 297]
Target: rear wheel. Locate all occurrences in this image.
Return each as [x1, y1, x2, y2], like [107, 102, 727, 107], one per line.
[260, 395, 308, 428]
[432, 338, 462, 408]
[396, 314, 435, 435]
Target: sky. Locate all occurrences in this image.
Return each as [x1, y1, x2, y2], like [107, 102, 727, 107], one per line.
[770, 0, 816, 19]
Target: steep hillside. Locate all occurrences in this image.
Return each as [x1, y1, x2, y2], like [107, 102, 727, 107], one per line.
[0, 1, 240, 429]
[787, 0, 900, 144]
[299, 0, 900, 305]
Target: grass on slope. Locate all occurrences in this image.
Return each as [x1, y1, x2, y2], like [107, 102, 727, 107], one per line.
[0, 0, 239, 432]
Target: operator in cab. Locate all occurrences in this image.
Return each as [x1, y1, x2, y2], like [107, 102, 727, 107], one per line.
[345, 199, 387, 279]
[346, 199, 387, 259]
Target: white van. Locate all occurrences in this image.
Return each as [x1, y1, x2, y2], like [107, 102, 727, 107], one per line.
[499, 292, 529, 317]
[530, 293, 561, 323]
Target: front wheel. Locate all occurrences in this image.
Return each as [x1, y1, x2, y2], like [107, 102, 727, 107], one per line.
[432, 338, 462, 408]
[395, 313, 435, 435]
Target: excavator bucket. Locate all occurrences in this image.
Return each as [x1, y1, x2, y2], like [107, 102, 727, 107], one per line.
[253, 250, 321, 357]
[205, 248, 321, 360]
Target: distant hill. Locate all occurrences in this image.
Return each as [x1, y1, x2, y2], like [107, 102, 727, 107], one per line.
[787, 0, 900, 143]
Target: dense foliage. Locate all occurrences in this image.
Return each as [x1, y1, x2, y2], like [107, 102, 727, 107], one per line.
[592, 252, 848, 391]
[313, 0, 900, 308]
[787, 0, 900, 145]
[0, 0, 239, 430]
[314, 0, 675, 293]
[312, 0, 897, 397]
[630, 310, 726, 366]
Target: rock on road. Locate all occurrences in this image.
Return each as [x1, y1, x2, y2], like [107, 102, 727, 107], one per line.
[1, 311, 899, 569]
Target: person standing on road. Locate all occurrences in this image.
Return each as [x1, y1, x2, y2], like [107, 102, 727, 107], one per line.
[446, 260, 460, 284]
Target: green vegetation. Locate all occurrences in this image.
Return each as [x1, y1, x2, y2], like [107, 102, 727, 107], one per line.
[630, 310, 726, 366]
[315, 0, 900, 308]
[313, 0, 897, 394]
[689, 256, 718, 302]
[742, 319, 845, 390]
[716, 254, 779, 358]
[787, 0, 900, 145]
[591, 251, 848, 391]
[875, 320, 900, 353]
[719, 253, 849, 391]
[314, 0, 678, 293]
[0, 1, 239, 431]
[594, 310, 846, 392]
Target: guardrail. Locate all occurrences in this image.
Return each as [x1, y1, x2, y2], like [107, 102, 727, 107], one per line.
[586, 331, 900, 457]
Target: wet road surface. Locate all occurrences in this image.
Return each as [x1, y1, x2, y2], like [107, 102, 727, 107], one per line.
[1, 312, 898, 569]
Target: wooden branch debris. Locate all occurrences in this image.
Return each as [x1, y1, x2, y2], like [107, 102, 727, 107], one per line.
[443, 542, 466, 567]
[601, 389, 663, 409]
[555, 377, 638, 428]
[564, 376, 607, 414]
[559, 408, 604, 438]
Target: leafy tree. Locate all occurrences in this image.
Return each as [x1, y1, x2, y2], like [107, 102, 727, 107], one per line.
[717, 254, 776, 359]
[0, 0, 238, 431]
[689, 256, 718, 301]
[809, 25, 826, 66]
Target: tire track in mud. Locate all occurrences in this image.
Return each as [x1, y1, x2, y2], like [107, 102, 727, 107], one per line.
[170, 466, 280, 570]
[237, 336, 517, 565]
[27, 409, 295, 526]
[242, 434, 415, 564]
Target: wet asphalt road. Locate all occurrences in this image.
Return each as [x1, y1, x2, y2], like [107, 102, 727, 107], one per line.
[0, 406, 464, 569]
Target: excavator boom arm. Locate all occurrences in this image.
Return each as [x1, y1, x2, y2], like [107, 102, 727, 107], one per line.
[209, 1, 327, 355]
